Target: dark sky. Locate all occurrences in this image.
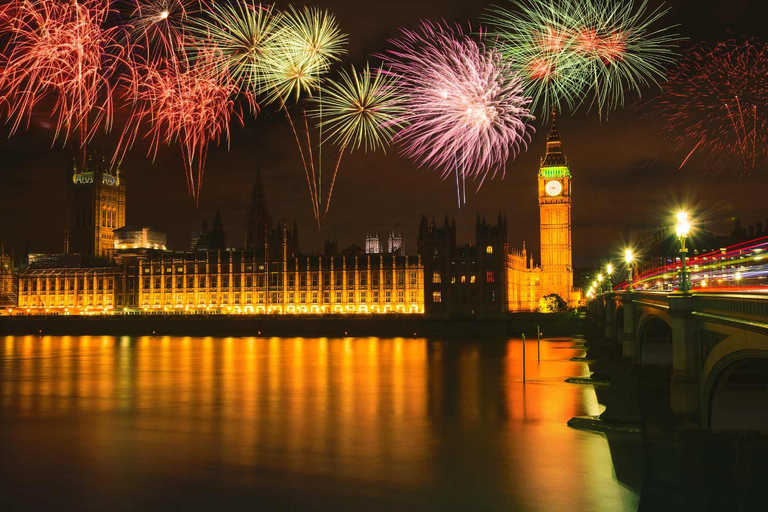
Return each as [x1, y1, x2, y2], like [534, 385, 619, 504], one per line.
[1, 0, 766, 267]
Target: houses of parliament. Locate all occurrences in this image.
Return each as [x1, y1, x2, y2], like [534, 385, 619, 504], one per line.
[1, 115, 579, 316]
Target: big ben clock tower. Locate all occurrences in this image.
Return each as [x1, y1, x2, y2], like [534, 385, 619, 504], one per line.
[538, 109, 573, 304]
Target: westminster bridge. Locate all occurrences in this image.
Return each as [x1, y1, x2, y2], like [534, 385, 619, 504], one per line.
[587, 290, 768, 430]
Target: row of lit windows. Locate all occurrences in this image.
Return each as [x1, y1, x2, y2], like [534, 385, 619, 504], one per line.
[139, 290, 421, 305]
[139, 271, 419, 289]
[20, 277, 115, 292]
[139, 267, 419, 284]
[432, 271, 495, 284]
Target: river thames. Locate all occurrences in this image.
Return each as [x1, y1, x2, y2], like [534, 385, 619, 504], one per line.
[0, 335, 637, 510]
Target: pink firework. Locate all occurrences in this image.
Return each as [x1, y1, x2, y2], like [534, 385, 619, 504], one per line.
[381, 21, 534, 194]
[119, 48, 256, 201]
[0, 0, 127, 144]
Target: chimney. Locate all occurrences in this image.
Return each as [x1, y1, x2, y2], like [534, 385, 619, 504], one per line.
[749, 225, 755, 237]
[758, 221, 764, 235]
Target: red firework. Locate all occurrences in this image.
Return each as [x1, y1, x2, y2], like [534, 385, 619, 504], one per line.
[656, 40, 768, 171]
[0, 0, 128, 144]
[118, 48, 256, 202]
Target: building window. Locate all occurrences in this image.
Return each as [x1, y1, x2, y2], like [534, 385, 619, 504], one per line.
[486, 245, 493, 255]
[409, 271, 417, 286]
[432, 291, 442, 303]
[461, 275, 466, 283]
[471, 275, 476, 283]
[486, 271, 494, 283]
[360, 273, 367, 286]
[432, 271, 441, 284]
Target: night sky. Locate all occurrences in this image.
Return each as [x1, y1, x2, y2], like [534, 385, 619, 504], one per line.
[1, 0, 766, 268]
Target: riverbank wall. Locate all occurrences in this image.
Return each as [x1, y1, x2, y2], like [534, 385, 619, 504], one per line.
[0, 312, 584, 338]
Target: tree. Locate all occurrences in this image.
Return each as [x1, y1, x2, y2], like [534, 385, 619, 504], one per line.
[538, 293, 567, 313]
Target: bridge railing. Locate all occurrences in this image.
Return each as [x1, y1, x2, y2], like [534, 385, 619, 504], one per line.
[692, 292, 768, 323]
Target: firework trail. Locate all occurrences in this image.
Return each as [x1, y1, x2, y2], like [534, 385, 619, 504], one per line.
[117, 47, 255, 202]
[0, 0, 129, 147]
[311, 63, 406, 215]
[483, 0, 681, 118]
[654, 40, 768, 172]
[380, 21, 534, 204]
[260, 5, 348, 224]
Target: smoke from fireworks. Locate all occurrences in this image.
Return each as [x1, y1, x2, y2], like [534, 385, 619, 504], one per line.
[654, 40, 768, 171]
[381, 21, 534, 200]
[0, 0, 128, 145]
[484, 0, 681, 118]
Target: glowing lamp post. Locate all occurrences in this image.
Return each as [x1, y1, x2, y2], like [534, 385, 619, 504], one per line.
[675, 211, 691, 293]
[597, 273, 604, 294]
[606, 263, 613, 291]
[625, 249, 634, 292]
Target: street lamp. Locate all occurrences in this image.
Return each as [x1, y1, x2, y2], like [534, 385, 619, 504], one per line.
[606, 263, 614, 291]
[597, 273, 604, 294]
[675, 211, 691, 293]
[625, 249, 634, 291]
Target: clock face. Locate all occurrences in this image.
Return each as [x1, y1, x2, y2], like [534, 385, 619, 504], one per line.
[545, 180, 562, 197]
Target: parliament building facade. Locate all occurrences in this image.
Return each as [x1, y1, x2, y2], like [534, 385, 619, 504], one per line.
[9, 115, 579, 317]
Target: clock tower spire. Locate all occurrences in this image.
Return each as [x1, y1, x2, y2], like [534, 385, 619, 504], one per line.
[538, 108, 574, 305]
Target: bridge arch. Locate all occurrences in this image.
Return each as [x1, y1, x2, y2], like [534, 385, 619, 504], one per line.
[702, 342, 768, 431]
[637, 314, 673, 366]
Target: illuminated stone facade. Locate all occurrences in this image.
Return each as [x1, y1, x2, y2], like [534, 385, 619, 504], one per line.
[10, 118, 581, 316]
[15, 247, 423, 315]
[538, 110, 578, 306]
[64, 149, 126, 258]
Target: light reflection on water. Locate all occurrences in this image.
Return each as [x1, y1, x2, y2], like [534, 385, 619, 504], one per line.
[0, 335, 637, 511]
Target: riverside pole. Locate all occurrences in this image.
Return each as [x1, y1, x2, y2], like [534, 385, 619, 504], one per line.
[537, 325, 541, 362]
[522, 333, 526, 383]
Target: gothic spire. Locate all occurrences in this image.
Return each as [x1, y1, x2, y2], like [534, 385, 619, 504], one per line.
[541, 107, 569, 168]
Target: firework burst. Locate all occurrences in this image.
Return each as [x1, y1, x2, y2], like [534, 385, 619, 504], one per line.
[381, 21, 534, 201]
[256, 5, 348, 224]
[260, 5, 347, 104]
[0, 0, 128, 144]
[311, 63, 406, 214]
[118, 48, 255, 202]
[122, 0, 206, 58]
[654, 40, 768, 171]
[484, 0, 681, 117]
[187, 1, 280, 98]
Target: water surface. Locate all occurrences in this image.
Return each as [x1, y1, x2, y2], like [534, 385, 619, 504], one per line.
[0, 335, 637, 511]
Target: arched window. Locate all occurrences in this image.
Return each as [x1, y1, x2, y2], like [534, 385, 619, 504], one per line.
[486, 245, 493, 255]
